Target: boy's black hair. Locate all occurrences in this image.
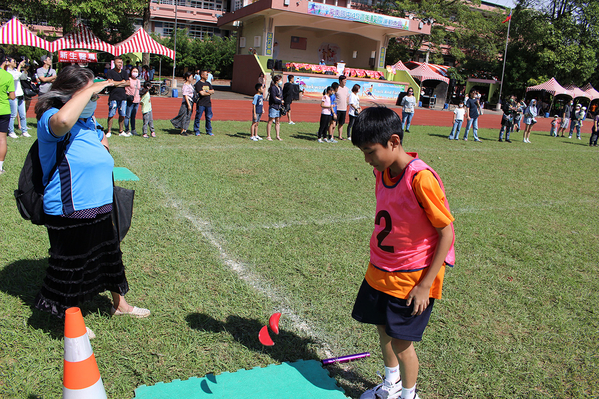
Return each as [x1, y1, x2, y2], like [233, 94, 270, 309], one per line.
[287, 74, 294, 81]
[351, 106, 403, 148]
[255, 83, 263, 91]
[331, 82, 339, 90]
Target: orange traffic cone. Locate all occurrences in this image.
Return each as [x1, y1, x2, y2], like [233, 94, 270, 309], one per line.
[63, 307, 107, 399]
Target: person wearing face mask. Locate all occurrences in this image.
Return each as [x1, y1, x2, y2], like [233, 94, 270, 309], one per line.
[558, 100, 573, 137]
[400, 87, 416, 133]
[498, 95, 517, 143]
[33, 66, 151, 328]
[266, 74, 283, 141]
[124, 66, 142, 136]
[522, 99, 538, 143]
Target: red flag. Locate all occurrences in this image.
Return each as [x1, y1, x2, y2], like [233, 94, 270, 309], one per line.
[502, 11, 512, 23]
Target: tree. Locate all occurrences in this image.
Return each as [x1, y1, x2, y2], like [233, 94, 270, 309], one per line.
[3, 0, 147, 43]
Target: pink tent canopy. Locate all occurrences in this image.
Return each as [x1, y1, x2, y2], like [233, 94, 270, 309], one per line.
[582, 83, 599, 101]
[405, 61, 450, 77]
[0, 17, 51, 51]
[390, 60, 410, 71]
[50, 24, 116, 54]
[408, 63, 449, 84]
[114, 28, 175, 59]
[525, 77, 570, 96]
[564, 84, 591, 100]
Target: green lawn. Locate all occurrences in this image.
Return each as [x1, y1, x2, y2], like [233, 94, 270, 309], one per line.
[1, 119, 598, 398]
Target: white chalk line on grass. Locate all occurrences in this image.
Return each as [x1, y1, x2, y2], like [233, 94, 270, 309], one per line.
[115, 146, 342, 360]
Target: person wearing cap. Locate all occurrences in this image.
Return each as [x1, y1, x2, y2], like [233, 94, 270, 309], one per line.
[570, 104, 584, 139]
[36, 54, 56, 95]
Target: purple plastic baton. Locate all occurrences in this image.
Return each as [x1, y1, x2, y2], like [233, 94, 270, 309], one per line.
[322, 352, 370, 365]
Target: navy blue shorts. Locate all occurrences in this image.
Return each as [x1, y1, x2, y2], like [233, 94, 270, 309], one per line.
[351, 279, 434, 342]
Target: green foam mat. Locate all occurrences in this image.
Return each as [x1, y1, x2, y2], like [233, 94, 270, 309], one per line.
[133, 360, 348, 399]
[113, 167, 139, 181]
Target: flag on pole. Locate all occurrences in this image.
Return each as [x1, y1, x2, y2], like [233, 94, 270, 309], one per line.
[502, 11, 512, 24]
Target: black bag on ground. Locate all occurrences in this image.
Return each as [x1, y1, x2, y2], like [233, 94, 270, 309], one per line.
[14, 135, 70, 225]
[112, 185, 135, 242]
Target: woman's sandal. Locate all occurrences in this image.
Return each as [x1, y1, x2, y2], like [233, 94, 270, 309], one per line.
[110, 306, 151, 318]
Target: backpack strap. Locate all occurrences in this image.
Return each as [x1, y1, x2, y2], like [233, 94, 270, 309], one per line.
[45, 131, 71, 188]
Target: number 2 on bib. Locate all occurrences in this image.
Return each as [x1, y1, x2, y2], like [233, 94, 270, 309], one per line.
[375, 210, 394, 253]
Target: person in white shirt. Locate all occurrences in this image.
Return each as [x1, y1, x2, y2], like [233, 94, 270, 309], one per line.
[400, 87, 417, 132]
[335, 75, 351, 140]
[448, 101, 466, 140]
[5, 57, 30, 138]
[347, 84, 361, 141]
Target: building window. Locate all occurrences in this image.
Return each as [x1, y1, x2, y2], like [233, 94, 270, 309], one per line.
[188, 24, 217, 39]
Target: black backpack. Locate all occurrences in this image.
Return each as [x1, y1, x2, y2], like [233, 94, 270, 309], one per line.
[14, 134, 70, 225]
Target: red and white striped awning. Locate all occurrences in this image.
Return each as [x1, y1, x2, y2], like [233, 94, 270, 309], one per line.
[564, 84, 591, 100]
[50, 24, 116, 54]
[408, 63, 449, 84]
[526, 77, 570, 96]
[582, 83, 599, 101]
[0, 17, 51, 50]
[114, 28, 175, 60]
[390, 60, 410, 71]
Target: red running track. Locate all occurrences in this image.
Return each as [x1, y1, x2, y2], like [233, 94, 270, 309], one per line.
[26, 96, 590, 135]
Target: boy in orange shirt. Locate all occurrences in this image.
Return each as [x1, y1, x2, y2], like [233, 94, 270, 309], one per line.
[351, 107, 455, 399]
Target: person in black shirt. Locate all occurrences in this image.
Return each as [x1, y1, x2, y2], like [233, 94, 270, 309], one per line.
[282, 75, 296, 125]
[193, 70, 214, 136]
[106, 57, 130, 137]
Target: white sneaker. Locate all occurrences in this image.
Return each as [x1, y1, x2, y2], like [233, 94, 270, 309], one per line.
[8, 132, 18, 139]
[250, 136, 257, 141]
[324, 138, 331, 143]
[106, 132, 112, 138]
[256, 135, 263, 140]
[360, 378, 403, 399]
[317, 138, 324, 143]
[22, 132, 31, 138]
[577, 136, 581, 140]
[119, 131, 131, 137]
[329, 138, 338, 143]
[289, 121, 295, 125]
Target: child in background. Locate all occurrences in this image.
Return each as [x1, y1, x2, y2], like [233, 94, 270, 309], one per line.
[347, 84, 361, 141]
[317, 86, 333, 143]
[140, 81, 155, 138]
[350, 107, 455, 399]
[327, 82, 339, 143]
[448, 101, 465, 140]
[550, 115, 559, 137]
[251, 83, 264, 141]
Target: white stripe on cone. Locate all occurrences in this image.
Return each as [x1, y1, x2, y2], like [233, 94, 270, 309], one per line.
[63, 378, 107, 399]
[64, 334, 94, 362]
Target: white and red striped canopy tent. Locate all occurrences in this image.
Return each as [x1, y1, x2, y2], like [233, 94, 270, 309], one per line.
[114, 28, 174, 59]
[525, 77, 570, 96]
[50, 24, 116, 54]
[582, 83, 599, 101]
[408, 63, 449, 84]
[405, 61, 450, 77]
[564, 84, 591, 100]
[390, 60, 410, 71]
[0, 17, 51, 51]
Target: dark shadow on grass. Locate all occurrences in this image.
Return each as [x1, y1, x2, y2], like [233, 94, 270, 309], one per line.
[186, 313, 371, 398]
[290, 132, 318, 141]
[559, 140, 589, 146]
[227, 132, 251, 140]
[0, 259, 113, 339]
[428, 133, 451, 139]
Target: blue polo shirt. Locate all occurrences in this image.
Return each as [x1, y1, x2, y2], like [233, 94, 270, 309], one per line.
[253, 94, 264, 114]
[38, 108, 114, 216]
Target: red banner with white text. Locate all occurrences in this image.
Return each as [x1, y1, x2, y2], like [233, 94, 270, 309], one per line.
[58, 51, 98, 63]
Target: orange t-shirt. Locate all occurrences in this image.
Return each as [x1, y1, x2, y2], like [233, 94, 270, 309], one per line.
[364, 168, 454, 300]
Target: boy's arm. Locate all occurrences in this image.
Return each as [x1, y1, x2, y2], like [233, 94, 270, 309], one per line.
[406, 224, 453, 315]
[406, 170, 454, 315]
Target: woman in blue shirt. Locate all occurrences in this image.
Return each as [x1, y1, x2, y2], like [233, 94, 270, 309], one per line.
[34, 66, 150, 325]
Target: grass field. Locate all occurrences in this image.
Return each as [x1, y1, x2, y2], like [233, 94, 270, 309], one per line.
[1, 119, 598, 399]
